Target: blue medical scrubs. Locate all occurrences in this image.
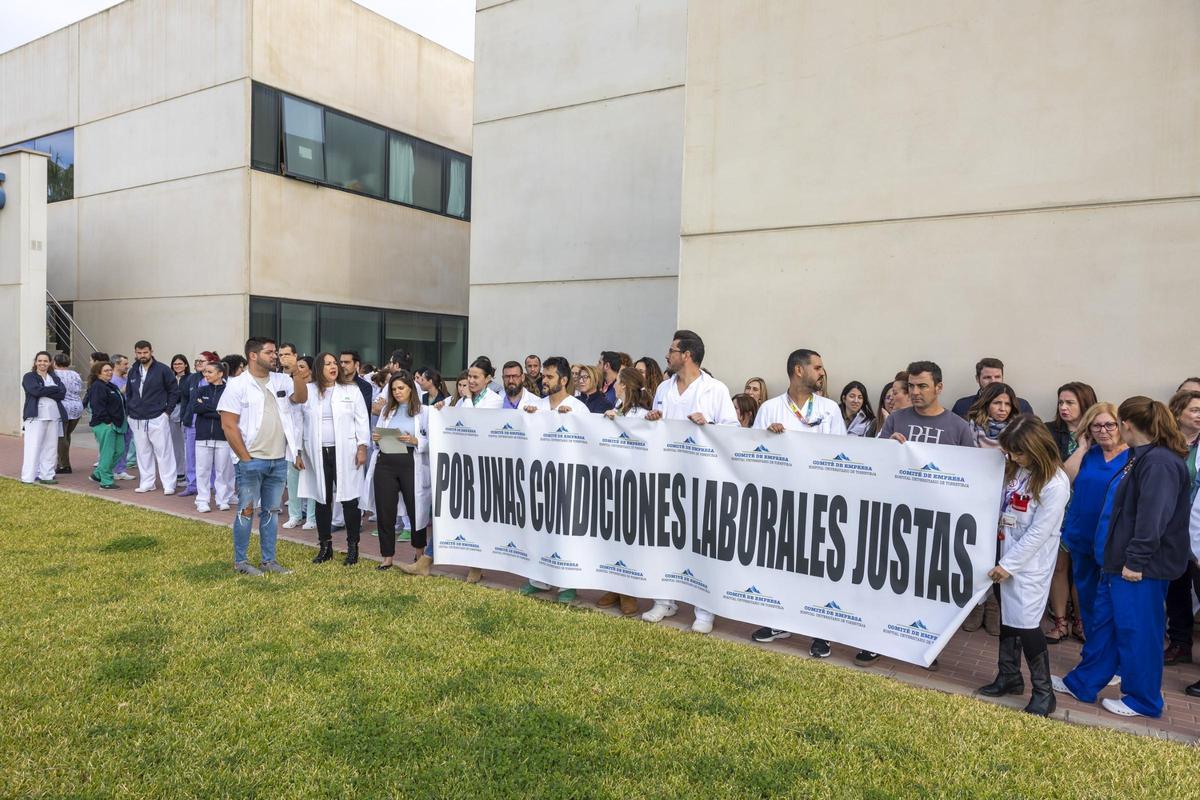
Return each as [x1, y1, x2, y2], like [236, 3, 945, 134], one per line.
[1064, 458, 1167, 717]
[1061, 446, 1130, 632]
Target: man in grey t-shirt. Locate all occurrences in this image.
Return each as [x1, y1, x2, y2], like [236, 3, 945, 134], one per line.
[878, 360, 977, 446]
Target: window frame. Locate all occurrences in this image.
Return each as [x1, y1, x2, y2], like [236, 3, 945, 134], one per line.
[250, 82, 471, 221]
[0, 127, 75, 203]
[248, 295, 469, 375]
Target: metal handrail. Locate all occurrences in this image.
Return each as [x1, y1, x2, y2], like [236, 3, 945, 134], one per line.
[46, 290, 98, 354]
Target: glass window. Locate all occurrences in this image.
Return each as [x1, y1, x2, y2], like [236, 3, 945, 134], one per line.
[411, 138, 444, 212]
[251, 84, 280, 173]
[280, 301, 317, 357]
[387, 133, 414, 204]
[439, 317, 466, 377]
[3, 129, 75, 202]
[384, 310, 439, 371]
[319, 305, 381, 367]
[249, 297, 278, 341]
[325, 110, 386, 198]
[282, 95, 325, 182]
[446, 155, 469, 219]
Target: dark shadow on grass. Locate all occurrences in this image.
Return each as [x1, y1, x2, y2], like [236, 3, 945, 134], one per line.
[178, 560, 230, 584]
[99, 534, 160, 554]
[343, 591, 418, 616]
[465, 603, 516, 637]
[309, 619, 347, 636]
[33, 563, 74, 577]
[95, 622, 170, 688]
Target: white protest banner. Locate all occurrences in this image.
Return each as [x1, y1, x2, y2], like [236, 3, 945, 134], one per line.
[429, 407, 1004, 666]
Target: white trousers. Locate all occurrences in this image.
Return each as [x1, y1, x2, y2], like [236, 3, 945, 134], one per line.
[195, 440, 235, 507]
[130, 414, 177, 492]
[21, 419, 59, 482]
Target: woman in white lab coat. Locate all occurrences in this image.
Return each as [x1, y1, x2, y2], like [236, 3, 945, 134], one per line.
[360, 371, 433, 573]
[978, 414, 1071, 716]
[298, 352, 370, 566]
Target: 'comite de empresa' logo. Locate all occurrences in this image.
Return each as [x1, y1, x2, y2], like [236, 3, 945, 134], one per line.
[884, 618, 940, 644]
[662, 567, 710, 593]
[732, 444, 791, 466]
[541, 425, 586, 444]
[443, 420, 477, 437]
[665, 436, 716, 457]
[810, 452, 875, 476]
[440, 534, 481, 552]
[539, 551, 581, 571]
[895, 462, 968, 488]
[600, 431, 647, 450]
[488, 422, 526, 440]
[800, 599, 866, 627]
[723, 585, 784, 609]
[596, 559, 645, 580]
[492, 540, 529, 560]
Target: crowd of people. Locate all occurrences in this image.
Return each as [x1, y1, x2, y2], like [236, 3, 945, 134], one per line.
[20, 332, 1200, 721]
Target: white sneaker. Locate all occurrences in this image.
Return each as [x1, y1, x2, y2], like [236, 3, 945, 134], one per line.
[641, 602, 677, 624]
[116, 472, 136, 481]
[1051, 675, 1079, 699]
[163, 489, 175, 496]
[1108, 675, 1121, 686]
[691, 618, 713, 634]
[1101, 698, 1142, 717]
[196, 504, 211, 513]
[134, 487, 151, 493]
[218, 504, 230, 511]
[282, 517, 302, 529]
[302, 520, 316, 530]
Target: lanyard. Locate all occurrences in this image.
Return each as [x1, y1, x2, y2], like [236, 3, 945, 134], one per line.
[786, 395, 816, 426]
[1001, 472, 1032, 515]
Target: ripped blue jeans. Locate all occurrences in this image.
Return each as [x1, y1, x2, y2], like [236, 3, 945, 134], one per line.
[232, 457, 288, 564]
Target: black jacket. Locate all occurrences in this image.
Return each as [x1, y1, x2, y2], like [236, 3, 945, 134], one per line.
[22, 371, 67, 422]
[85, 380, 126, 428]
[126, 359, 180, 420]
[579, 391, 615, 414]
[191, 382, 227, 441]
[1103, 444, 1192, 580]
[355, 376, 373, 412]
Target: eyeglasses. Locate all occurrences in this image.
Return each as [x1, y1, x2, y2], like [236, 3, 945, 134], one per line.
[1089, 422, 1118, 432]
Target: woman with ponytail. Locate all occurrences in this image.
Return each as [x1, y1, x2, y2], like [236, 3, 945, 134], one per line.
[1055, 396, 1192, 718]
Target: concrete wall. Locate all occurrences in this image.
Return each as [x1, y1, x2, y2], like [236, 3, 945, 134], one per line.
[251, 0, 473, 153]
[679, 0, 1200, 410]
[469, 0, 686, 364]
[0, 152, 49, 435]
[249, 170, 470, 315]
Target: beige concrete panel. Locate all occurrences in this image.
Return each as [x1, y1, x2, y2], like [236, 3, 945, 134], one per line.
[72, 294, 248, 361]
[76, 169, 249, 301]
[46, 201, 79, 301]
[678, 200, 1200, 414]
[476, 0, 510, 10]
[75, 81, 248, 197]
[472, 88, 684, 284]
[0, 26, 78, 144]
[249, 171, 469, 314]
[468, 277, 678, 366]
[682, 0, 1200, 235]
[251, 0, 473, 154]
[475, 0, 686, 122]
[78, 0, 248, 123]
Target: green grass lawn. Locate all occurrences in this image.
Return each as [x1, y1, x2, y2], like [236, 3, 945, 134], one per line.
[0, 478, 1196, 799]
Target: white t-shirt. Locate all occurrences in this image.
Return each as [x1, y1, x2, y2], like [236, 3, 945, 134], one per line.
[36, 374, 61, 421]
[217, 371, 299, 461]
[536, 394, 588, 413]
[320, 390, 336, 445]
[652, 372, 738, 426]
[753, 393, 847, 435]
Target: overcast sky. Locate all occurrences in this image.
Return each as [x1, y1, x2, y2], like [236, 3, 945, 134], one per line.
[1, 0, 475, 58]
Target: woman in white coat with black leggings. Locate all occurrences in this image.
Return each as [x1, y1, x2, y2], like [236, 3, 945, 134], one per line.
[978, 415, 1071, 716]
[298, 352, 370, 566]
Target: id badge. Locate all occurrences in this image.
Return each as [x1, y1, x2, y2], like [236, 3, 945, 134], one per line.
[1000, 513, 1017, 529]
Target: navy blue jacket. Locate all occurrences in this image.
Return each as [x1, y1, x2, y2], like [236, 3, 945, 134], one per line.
[179, 371, 206, 427]
[125, 359, 180, 420]
[22, 371, 66, 422]
[354, 376, 373, 413]
[1103, 444, 1192, 580]
[85, 379, 126, 428]
[579, 391, 615, 414]
[191, 382, 227, 441]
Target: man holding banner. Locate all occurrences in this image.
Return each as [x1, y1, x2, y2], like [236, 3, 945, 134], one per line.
[750, 348, 846, 655]
[643, 329, 739, 633]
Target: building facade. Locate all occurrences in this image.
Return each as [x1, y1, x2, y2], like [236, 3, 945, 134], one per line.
[1, 0, 473, 374]
[471, 0, 1198, 409]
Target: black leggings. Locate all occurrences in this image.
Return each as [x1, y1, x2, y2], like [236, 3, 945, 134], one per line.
[1166, 561, 1200, 648]
[315, 445, 360, 544]
[373, 451, 427, 557]
[994, 585, 1048, 660]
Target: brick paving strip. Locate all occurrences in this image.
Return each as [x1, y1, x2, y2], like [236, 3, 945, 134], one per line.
[3, 433, 1196, 743]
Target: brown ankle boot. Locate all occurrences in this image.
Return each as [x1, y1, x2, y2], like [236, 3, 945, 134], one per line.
[619, 595, 639, 616]
[597, 591, 619, 608]
[466, 567, 483, 583]
[398, 554, 432, 576]
[961, 602, 985, 632]
[983, 594, 1001, 636]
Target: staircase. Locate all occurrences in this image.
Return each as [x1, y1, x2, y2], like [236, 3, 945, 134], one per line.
[46, 291, 99, 359]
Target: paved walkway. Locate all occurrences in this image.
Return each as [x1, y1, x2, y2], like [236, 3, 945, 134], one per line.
[3, 433, 1197, 743]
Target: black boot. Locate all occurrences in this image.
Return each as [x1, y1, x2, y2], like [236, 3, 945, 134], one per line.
[978, 632, 1024, 697]
[1023, 646, 1056, 717]
[343, 505, 361, 566]
[312, 539, 333, 564]
[343, 543, 359, 566]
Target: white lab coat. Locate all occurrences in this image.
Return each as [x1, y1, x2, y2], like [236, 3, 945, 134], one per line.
[997, 468, 1070, 628]
[463, 387, 504, 409]
[753, 393, 848, 435]
[504, 388, 541, 410]
[297, 383, 370, 504]
[359, 405, 432, 531]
